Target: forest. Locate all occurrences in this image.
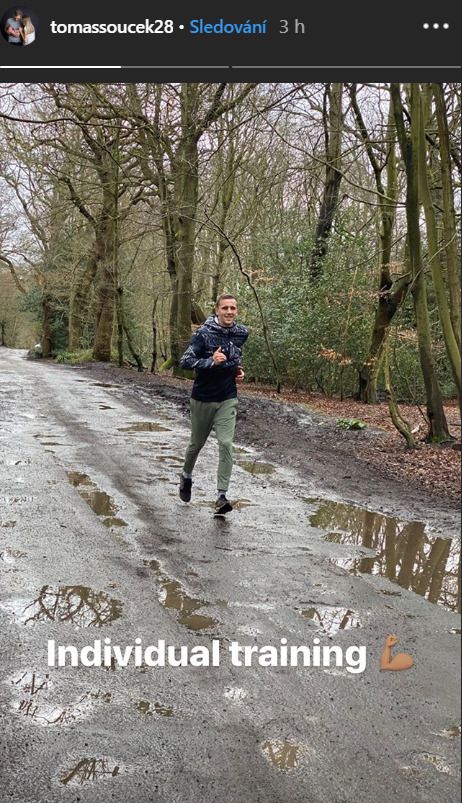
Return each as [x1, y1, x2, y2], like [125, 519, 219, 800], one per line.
[0, 82, 460, 444]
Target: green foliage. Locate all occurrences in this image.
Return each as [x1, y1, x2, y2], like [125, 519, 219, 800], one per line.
[18, 287, 68, 352]
[240, 229, 373, 396]
[336, 418, 367, 430]
[54, 349, 94, 364]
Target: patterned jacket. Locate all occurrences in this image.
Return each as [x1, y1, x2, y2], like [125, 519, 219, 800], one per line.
[180, 315, 249, 402]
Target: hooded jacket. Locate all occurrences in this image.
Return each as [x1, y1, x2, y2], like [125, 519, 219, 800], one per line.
[180, 315, 249, 402]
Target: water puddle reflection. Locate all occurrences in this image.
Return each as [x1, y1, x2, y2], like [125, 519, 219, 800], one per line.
[224, 687, 248, 703]
[3, 585, 123, 627]
[233, 499, 255, 510]
[142, 560, 218, 631]
[118, 422, 171, 432]
[9, 672, 112, 727]
[261, 739, 299, 770]
[239, 460, 275, 475]
[59, 757, 133, 786]
[308, 499, 460, 612]
[136, 700, 174, 717]
[417, 753, 453, 775]
[67, 472, 127, 528]
[300, 605, 361, 636]
[0, 548, 26, 562]
[437, 725, 461, 739]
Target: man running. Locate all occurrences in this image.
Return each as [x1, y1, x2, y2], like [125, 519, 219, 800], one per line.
[179, 294, 249, 514]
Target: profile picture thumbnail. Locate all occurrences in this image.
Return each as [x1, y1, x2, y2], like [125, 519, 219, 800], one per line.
[1, 6, 38, 46]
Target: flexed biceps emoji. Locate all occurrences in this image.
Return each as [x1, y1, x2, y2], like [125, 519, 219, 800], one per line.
[380, 634, 414, 671]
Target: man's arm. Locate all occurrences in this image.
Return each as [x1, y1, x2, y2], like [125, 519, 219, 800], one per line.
[180, 331, 214, 370]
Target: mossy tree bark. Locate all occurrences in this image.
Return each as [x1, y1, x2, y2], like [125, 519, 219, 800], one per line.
[418, 87, 461, 398]
[432, 83, 461, 354]
[391, 83, 451, 442]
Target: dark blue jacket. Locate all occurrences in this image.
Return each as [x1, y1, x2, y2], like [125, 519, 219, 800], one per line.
[180, 316, 249, 402]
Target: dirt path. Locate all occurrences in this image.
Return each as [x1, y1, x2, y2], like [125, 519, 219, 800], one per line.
[1, 349, 460, 803]
[70, 360, 460, 536]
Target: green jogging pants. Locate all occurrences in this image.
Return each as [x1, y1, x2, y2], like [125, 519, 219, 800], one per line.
[182, 397, 238, 491]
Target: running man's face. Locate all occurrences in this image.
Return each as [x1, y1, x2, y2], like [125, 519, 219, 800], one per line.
[216, 298, 238, 327]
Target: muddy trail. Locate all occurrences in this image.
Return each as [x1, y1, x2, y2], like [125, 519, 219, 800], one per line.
[74, 359, 460, 533]
[0, 349, 460, 803]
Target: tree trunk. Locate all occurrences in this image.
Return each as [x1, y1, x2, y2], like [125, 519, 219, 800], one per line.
[68, 250, 98, 351]
[353, 91, 406, 402]
[115, 285, 124, 366]
[418, 88, 461, 397]
[383, 346, 416, 447]
[151, 296, 158, 373]
[309, 83, 343, 280]
[432, 83, 461, 353]
[93, 192, 117, 362]
[41, 293, 53, 357]
[172, 94, 199, 372]
[391, 83, 451, 442]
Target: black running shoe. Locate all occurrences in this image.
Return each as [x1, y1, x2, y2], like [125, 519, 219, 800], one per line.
[214, 495, 233, 515]
[179, 475, 192, 502]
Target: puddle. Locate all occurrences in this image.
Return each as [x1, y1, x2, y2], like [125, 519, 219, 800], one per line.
[261, 740, 299, 770]
[103, 517, 128, 528]
[436, 726, 461, 739]
[142, 560, 218, 631]
[59, 757, 133, 786]
[3, 585, 123, 627]
[15, 691, 93, 726]
[233, 499, 255, 510]
[143, 559, 161, 571]
[82, 490, 116, 517]
[224, 687, 248, 703]
[136, 700, 174, 717]
[67, 472, 127, 528]
[10, 671, 51, 695]
[160, 580, 217, 630]
[308, 499, 460, 612]
[417, 753, 453, 775]
[67, 471, 92, 487]
[0, 548, 27, 563]
[239, 460, 275, 475]
[9, 672, 111, 727]
[118, 422, 170, 432]
[300, 605, 361, 636]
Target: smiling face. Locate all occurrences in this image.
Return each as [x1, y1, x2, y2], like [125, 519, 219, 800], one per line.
[215, 296, 238, 328]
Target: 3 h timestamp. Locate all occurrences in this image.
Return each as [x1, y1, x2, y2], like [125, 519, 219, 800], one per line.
[279, 19, 306, 34]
